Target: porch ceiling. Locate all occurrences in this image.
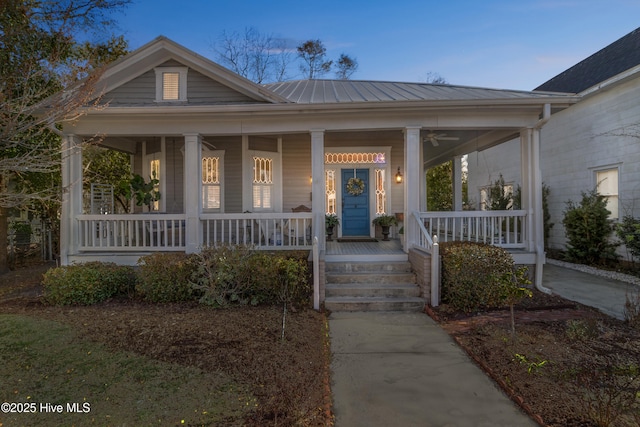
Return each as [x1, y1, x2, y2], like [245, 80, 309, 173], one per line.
[99, 137, 143, 154]
[422, 128, 518, 168]
[95, 128, 517, 169]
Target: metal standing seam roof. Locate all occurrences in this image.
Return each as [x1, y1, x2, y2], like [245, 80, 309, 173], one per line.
[263, 79, 573, 104]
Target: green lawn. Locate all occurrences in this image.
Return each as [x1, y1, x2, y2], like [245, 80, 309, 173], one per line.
[0, 314, 251, 426]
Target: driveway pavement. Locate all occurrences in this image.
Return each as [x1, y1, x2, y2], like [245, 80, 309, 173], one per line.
[543, 261, 638, 320]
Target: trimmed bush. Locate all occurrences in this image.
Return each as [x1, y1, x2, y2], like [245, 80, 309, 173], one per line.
[190, 246, 310, 308]
[616, 215, 640, 261]
[267, 255, 310, 308]
[43, 262, 136, 305]
[440, 241, 530, 313]
[136, 253, 198, 303]
[562, 188, 618, 265]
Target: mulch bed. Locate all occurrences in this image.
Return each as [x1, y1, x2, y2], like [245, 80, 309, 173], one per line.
[428, 291, 640, 427]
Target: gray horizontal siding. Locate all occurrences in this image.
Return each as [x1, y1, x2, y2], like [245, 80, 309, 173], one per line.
[207, 137, 243, 213]
[105, 62, 265, 106]
[282, 138, 312, 212]
[105, 70, 156, 105]
[188, 70, 258, 104]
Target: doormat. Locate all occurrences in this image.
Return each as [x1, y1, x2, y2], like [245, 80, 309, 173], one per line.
[337, 238, 378, 243]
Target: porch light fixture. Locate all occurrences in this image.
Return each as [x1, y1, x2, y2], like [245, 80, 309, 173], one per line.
[395, 167, 403, 184]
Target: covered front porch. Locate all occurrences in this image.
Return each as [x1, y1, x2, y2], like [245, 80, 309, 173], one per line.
[63, 129, 411, 263]
[63, 123, 549, 302]
[73, 115, 551, 313]
[65, 126, 540, 253]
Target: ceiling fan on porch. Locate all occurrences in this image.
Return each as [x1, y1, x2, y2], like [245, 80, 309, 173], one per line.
[424, 131, 459, 147]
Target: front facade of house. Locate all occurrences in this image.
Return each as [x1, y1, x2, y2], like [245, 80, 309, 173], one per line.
[59, 36, 578, 297]
[467, 28, 640, 256]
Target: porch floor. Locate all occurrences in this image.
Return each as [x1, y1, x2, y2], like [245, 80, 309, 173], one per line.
[325, 238, 406, 262]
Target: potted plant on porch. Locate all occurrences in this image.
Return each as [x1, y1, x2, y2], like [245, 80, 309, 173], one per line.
[372, 214, 398, 241]
[325, 214, 339, 241]
[127, 173, 161, 212]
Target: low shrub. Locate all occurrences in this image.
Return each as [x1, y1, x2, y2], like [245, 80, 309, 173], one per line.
[43, 262, 136, 305]
[190, 246, 310, 308]
[616, 215, 640, 261]
[623, 291, 640, 330]
[269, 255, 310, 308]
[136, 253, 198, 303]
[440, 241, 530, 313]
[566, 319, 601, 341]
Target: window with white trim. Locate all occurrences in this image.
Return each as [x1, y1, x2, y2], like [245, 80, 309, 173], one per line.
[202, 152, 224, 211]
[375, 169, 387, 214]
[150, 159, 161, 212]
[596, 168, 619, 219]
[325, 170, 336, 214]
[163, 72, 179, 100]
[252, 156, 273, 210]
[155, 67, 188, 102]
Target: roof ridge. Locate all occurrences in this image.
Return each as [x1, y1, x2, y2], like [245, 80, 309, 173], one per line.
[535, 26, 640, 93]
[265, 79, 556, 95]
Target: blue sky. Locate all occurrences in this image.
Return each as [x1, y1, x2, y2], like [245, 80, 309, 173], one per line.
[116, 0, 640, 91]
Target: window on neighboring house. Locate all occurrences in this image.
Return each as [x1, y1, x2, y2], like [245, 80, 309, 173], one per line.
[252, 156, 273, 210]
[155, 67, 188, 102]
[479, 183, 513, 211]
[596, 168, 619, 219]
[202, 154, 223, 211]
[479, 188, 488, 211]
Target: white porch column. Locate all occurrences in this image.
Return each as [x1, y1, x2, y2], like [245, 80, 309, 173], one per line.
[60, 134, 82, 265]
[310, 130, 325, 251]
[531, 127, 549, 292]
[419, 142, 426, 213]
[404, 127, 421, 251]
[521, 128, 550, 293]
[520, 129, 535, 252]
[183, 133, 202, 254]
[452, 155, 463, 211]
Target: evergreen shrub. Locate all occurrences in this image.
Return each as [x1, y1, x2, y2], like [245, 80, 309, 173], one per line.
[43, 262, 136, 305]
[562, 188, 618, 265]
[616, 215, 640, 261]
[190, 246, 310, 307]
[440, 241, 530, 313]
[136, 253, 198, 302]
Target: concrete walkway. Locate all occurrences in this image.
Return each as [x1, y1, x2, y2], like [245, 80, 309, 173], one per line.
[543, 262, 638, 320]
[328, 263, 640, 426]
[329, 311, 536, 427]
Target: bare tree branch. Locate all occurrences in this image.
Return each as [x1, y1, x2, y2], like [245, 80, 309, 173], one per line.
[214, 27, 295, 83]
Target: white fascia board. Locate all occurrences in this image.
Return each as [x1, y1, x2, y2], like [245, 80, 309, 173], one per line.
[85, 95, 579, 117]
[580, 64, 640, 98]
[97, 37, 289, 105]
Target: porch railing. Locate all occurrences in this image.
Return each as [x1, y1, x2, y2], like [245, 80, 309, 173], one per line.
[411, 210, 529, 307]
[411, 212, 440, 306]
[418, 210, 527, 249]
[200, 213, 314, 249]
[77, 214, 186, 251]
[77, 212, 315, 251]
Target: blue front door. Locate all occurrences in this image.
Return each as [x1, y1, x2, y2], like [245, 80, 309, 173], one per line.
[342, 169, 370, 236]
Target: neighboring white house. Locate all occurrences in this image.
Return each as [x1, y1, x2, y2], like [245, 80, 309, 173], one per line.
[57, 36, 578, 300]
[467, 27, 640, 255]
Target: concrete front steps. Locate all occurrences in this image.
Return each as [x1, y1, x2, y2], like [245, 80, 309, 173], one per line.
[324, 260, 425, 312]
